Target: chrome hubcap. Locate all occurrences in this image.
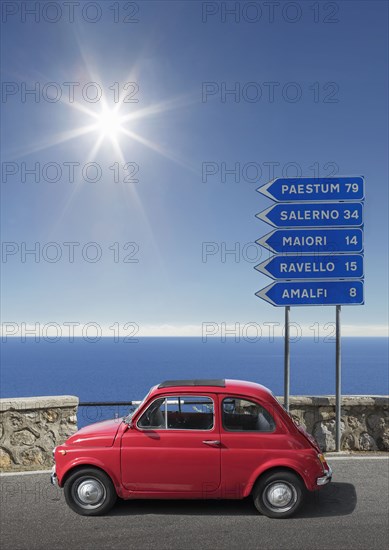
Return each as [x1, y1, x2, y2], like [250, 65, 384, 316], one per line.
[75, 478, 105, 508]
[265, 482, 296, 511]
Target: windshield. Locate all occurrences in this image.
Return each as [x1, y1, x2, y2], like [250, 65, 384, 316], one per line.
[124, 390, 151, 423]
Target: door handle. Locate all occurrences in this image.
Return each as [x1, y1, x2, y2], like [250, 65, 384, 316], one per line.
[202, 440, 221, 446]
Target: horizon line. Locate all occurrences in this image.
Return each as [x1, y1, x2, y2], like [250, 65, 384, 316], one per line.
[1, 322, 388, 338]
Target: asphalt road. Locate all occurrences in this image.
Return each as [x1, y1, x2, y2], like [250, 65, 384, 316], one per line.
[1, 458, 388, 550]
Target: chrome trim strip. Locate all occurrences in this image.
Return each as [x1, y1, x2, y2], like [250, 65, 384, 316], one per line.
[50, 467, 57, 486]
[317, 465, 332, 486]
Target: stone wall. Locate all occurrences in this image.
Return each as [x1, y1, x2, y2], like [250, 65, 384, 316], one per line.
[0, 395, 387, 472]
[281, 396, 389, 452]
[0, 396, 78, 472]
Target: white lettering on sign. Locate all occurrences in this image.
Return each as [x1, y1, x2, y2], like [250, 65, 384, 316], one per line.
[279, 261, 335, 273]
[280, 209, 340, 221]
[283, 236, 327, 247]
[280, 183, 341, 195]
[281, 288, 328, 299]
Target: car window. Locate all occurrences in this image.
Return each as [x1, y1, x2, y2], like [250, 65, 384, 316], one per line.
[138, 396, 214, 430]
[222, 398, 275, 432]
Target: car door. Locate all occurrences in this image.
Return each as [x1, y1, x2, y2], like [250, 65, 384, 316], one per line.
[120, 393, 221, 495]
[219, 395, 281, 498]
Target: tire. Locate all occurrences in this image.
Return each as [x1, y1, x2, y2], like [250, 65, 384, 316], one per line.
[253, 470, 305, 519]
[64, 467, 117, 516]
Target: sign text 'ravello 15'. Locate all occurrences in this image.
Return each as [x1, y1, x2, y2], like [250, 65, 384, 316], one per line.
[255, 177, 364, 307]
[255, 253, 364, 280]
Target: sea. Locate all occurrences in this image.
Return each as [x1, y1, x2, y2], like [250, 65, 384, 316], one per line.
[1, 337, 388, 428]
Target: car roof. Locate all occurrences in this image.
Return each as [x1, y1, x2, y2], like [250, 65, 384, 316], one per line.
[152, 379, 274, 401]
[158, 379, 226, 388]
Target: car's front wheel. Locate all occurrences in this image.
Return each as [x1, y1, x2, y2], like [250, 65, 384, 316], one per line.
[253, 470, 304, 518]
[64, 467, 117, 516]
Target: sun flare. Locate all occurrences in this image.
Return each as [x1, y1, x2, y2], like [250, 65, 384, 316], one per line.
[12, 63, 195, 171]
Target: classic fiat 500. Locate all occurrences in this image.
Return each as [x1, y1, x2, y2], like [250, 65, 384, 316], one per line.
[51, 379, 332, 518]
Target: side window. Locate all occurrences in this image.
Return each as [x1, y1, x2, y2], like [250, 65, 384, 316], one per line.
[166, 396, 214, 430]
[222, 398, 275, 432]
[138, 396, 214, 430]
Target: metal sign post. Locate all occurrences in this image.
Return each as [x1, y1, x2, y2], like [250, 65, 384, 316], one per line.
[335, 305, 342, 451]
[284, 306, 290, 412]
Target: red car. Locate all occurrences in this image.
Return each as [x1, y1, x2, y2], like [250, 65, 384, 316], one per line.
[51, 379, 332, 518]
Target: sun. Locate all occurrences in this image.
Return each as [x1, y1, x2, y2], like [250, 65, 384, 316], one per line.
[94, 106, 124, 141]
[19, 70, 194, 170]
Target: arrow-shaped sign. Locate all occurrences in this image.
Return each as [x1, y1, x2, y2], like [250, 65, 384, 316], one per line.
[257, 228, 364, 254]
[257, 177, 365, 202]
[256, 202, 363, 228]
[255, 254, 364, 280]
[256, 280, 364, 306]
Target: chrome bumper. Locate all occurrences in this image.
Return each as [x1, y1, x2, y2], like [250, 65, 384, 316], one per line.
[50, 467, 57, 486]
[317, 465, 332, 486]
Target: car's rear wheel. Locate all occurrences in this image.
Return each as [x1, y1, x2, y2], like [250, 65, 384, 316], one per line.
[253, 470, 304, 518]
[64, 467, 117, 516]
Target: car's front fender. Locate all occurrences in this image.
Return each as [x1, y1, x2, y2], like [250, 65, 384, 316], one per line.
[55, 448, 123, 496]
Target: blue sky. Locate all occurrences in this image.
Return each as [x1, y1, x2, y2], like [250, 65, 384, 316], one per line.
[1, 1, 388, 337]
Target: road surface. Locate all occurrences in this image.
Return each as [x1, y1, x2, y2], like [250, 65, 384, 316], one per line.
[1, 457, 388, 550]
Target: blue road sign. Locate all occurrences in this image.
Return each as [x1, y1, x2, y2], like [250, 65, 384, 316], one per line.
[256, 202, 363, 228]
[257, 228, 364, 254]
[255, 254, 364, 280]
[256, 280, 364, 306]
[257, 177, 365, 202]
